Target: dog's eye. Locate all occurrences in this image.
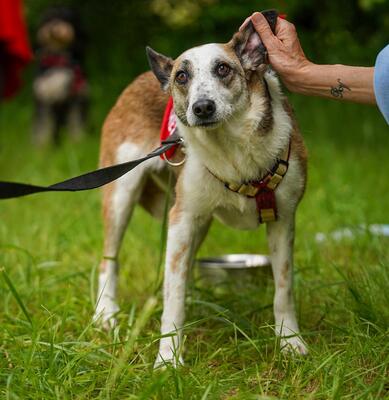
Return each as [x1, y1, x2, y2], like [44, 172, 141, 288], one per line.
[175, 71, 188, 84]
[216, 63, 231, 77]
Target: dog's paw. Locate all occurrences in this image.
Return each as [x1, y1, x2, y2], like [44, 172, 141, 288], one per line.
[280, 336, 308, 356]
[154, 352, 184, 370]
[93, 298, 119, 330]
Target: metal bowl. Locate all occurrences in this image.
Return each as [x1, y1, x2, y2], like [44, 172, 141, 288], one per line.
[196, 254, 272, 285]
[197, 254, 271, 269]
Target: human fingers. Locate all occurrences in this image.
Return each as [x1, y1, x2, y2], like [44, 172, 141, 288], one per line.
[250, 12, 278, 48]
[275, 17, 297, 40]
[239, 16, 251, 31]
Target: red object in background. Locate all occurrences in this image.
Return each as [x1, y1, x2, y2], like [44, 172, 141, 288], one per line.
[279, 13, 287, 20]
[0, 0, 32, 99]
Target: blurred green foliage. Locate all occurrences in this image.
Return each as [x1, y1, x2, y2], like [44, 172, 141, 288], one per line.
[24, 0, 388, 82]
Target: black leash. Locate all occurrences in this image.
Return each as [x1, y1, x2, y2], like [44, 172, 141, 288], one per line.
[0, 136, 182, 200]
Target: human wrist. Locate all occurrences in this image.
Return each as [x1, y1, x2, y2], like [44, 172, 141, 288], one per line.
[282, 61, 317, 94]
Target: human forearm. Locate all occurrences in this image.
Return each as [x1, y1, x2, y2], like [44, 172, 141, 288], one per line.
[248, 12, 376, 105]
[286, 63, 375, 104]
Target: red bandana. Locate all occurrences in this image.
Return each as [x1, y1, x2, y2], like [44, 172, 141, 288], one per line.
[160, 97, 179, 159]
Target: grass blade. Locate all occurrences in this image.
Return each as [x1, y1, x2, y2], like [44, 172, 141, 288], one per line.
[1, 268, 33, 326]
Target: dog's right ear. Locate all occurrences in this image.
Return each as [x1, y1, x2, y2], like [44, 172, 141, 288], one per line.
[146, 46, 173, 91]
[229, 10, 278, 73]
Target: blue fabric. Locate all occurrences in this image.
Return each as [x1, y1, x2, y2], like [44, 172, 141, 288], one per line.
[374, 45, 389, 124]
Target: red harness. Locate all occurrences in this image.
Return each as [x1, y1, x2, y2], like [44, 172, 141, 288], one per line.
[39, 53, 87, 95]
[159, 98, 289, 223]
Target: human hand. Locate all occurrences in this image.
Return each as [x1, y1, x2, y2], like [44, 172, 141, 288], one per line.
[239, 12, 376, 104]
[241, 12, 313, 92]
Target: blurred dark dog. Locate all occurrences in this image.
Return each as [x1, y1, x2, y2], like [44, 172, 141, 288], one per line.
[32, 7, 88, 146]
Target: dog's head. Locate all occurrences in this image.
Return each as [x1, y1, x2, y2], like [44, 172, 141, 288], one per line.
[37, 7, 84, 58]
[146, 12, 277, 129]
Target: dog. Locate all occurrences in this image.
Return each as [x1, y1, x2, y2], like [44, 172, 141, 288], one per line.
[95, 18, 308, 366]
[32, 7, 88, 146]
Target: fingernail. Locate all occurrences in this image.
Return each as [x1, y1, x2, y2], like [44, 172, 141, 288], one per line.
[251, 12, 262, 24]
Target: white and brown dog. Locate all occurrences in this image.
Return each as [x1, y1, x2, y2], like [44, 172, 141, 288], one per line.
[95, 17, 308, 366]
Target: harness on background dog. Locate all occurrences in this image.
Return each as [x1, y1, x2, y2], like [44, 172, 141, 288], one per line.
[159, 98, 290, 223]
[38, 52, 87, 95]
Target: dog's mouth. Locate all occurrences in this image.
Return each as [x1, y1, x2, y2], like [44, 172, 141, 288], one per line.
[192, 118, 221, 129]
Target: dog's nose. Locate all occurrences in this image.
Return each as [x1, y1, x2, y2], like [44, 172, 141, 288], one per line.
[192, 99, 216, 118]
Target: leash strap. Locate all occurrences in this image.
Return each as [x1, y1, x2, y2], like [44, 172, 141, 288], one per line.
[0, 138, 181, 200]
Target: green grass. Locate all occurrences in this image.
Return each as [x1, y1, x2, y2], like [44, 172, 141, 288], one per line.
[0, 84, 388, 399]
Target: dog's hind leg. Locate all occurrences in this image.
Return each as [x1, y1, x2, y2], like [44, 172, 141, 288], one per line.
[267, 215, 308, 355]
[94, 142, 152, 328]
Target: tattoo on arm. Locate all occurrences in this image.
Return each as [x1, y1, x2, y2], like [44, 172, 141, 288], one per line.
[330, 79, 351, 98]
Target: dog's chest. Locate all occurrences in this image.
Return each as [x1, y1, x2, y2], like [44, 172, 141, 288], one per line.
[213, 196, 260, 230]
[183, 160, 264, 230]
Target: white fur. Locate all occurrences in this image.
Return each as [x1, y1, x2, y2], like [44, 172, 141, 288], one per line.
[33, 68, 73, 104]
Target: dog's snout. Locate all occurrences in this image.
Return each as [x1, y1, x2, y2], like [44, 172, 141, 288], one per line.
[192, 99, 216, 119]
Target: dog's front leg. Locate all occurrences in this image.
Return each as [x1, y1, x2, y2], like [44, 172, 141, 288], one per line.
[155, 206, 206, 368]
[267, 215, 308, 355]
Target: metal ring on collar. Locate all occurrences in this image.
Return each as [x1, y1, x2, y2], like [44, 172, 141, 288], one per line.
[162, 151, 186, 167]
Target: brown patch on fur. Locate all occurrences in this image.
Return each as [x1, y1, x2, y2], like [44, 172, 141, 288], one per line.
[219, 43, 244, 73]
[99, 259, 107, 272]
[169, 175, 184, 225]
[180, 267, 188, 280]
[258, 80, 273, 133]
[258, 89, 274, 133]
[170, 243, 189, 273]
[283, 101, 308, 171]
[169, 203, 182, 226]
[240, 70, 273, 135]
[279, 260, 290, 288]
[269, 241, 278, 254]
[99, 71, 168, 169]
[170, 55, 194, 125]
[282, 261, 289, 280]
[101, 182, 115, 250]
[283, 99, 308, 200]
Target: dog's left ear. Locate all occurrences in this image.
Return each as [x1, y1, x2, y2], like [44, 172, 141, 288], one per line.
[230, 10, 278, 72]
[146, 46, 173, 91]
